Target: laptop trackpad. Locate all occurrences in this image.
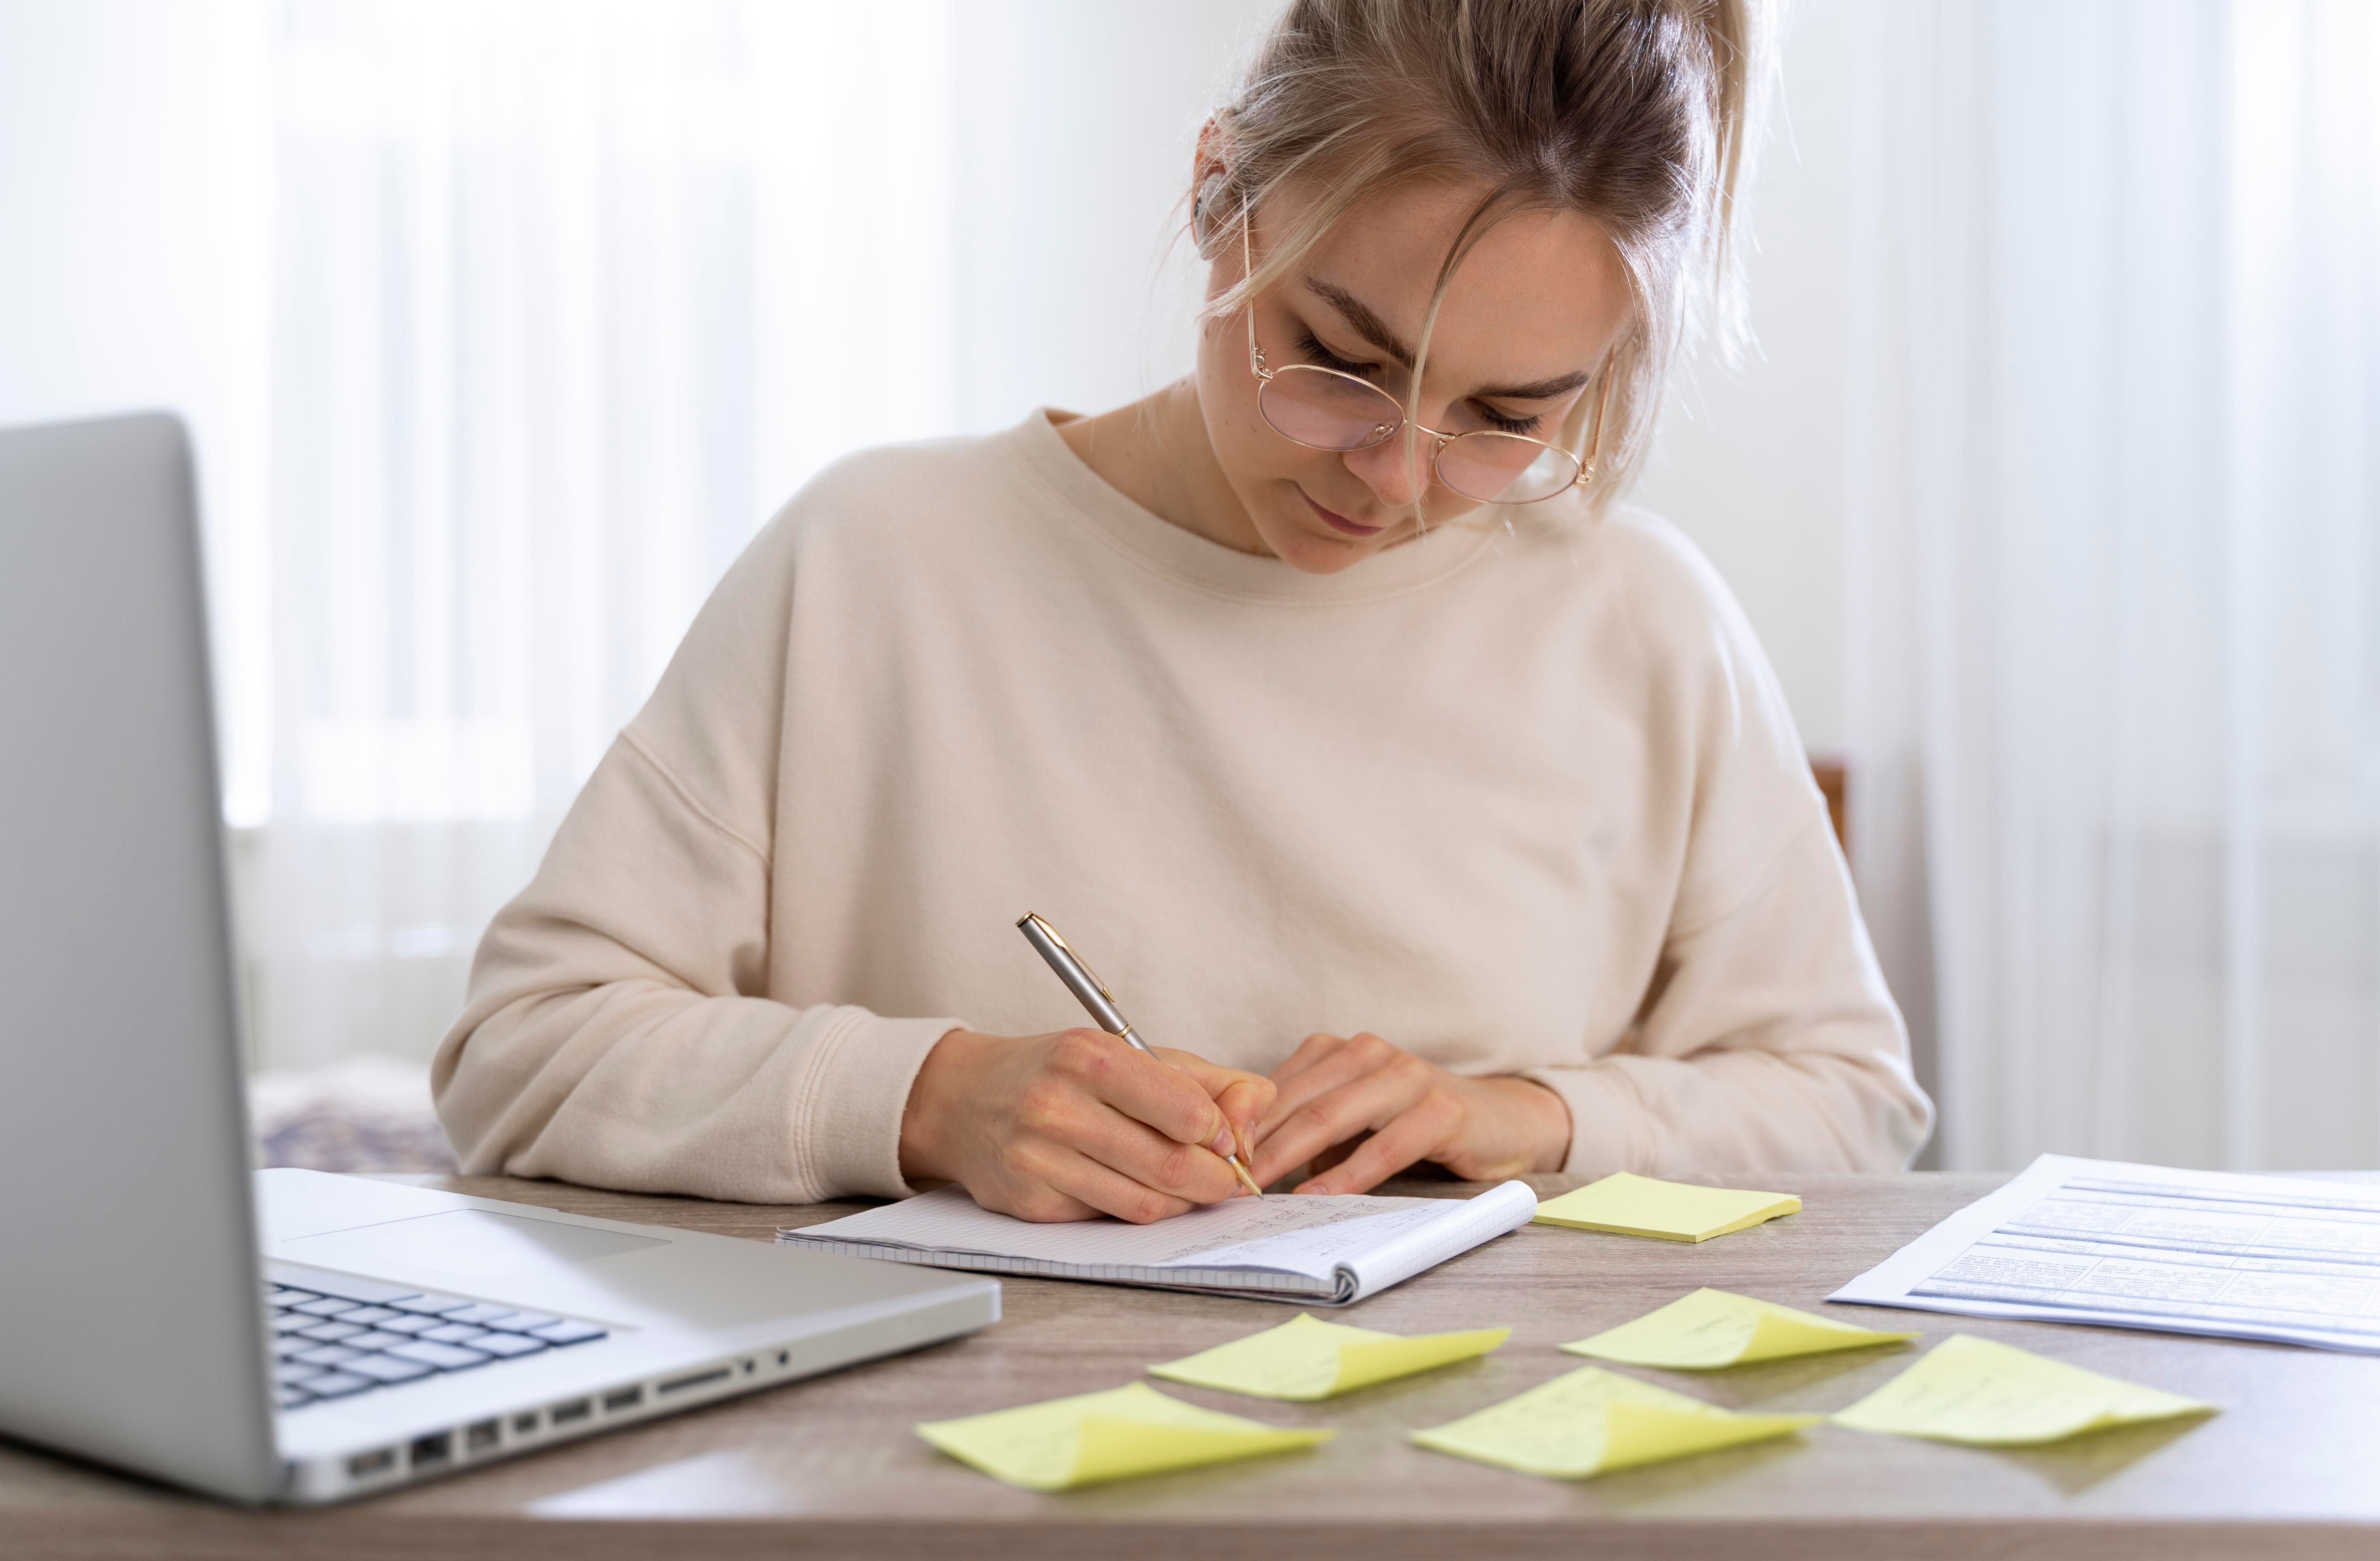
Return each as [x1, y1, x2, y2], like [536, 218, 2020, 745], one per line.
[283, 1209, 668, 1280]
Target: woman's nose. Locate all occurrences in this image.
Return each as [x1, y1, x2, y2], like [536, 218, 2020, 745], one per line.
[1344, 434, 1434, 509]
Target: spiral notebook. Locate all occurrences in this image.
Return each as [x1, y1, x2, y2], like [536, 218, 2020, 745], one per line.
[779, 1180, 1538, 1305]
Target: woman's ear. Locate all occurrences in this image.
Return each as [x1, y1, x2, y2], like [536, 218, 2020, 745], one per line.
[1191, 118, 1229, 251]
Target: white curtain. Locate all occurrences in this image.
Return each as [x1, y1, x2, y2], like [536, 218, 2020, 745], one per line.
[1850, 0, 2380, 1170]
[228, 0, 1269, 1070]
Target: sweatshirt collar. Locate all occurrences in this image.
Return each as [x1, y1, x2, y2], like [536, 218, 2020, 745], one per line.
[1009, 408, 1499, 606]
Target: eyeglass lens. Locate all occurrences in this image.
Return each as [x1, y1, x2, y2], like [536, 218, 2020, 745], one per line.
[1256, 365, 1581, 504]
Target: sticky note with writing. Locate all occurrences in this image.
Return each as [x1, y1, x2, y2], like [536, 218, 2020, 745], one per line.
[1563, 1288, 1918, 1369]
[1150, 1312, 1509, 1401]
[917, 1381, 1333, 1490]
[1831, 1334, 2214, 1445]
[1531, 1172, 1800, 1241]
[1409, 1365, 1819, 1479]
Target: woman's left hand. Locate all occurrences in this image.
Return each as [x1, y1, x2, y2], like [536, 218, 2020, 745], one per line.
[1244, 1031, 1572, 1194]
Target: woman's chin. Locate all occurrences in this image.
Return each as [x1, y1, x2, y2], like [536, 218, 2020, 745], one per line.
[1260, 518, 1381, 575]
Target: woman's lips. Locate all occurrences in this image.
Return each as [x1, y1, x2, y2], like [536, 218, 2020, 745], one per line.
[1301, 489, 1385, 538]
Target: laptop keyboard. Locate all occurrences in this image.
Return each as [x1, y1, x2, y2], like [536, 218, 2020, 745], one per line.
[267, 1268, 609, 1412]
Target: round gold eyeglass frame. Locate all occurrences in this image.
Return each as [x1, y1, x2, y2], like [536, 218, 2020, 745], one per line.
[1237, 213, 1612, 505]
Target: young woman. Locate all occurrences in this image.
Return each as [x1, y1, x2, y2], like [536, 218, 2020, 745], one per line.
[434, 0, 1932, 1221]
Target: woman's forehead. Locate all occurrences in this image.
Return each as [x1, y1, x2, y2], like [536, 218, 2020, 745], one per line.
[1288, 180, 1629, 389]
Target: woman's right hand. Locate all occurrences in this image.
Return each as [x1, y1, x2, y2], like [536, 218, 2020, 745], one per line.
[897, 1028, 1273, 1223]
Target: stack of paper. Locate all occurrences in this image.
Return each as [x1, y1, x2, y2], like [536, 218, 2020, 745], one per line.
[1830, 1334, 2215, 1445]
[1532, 1173, 1801, 1242]
[916, 1382, 1332, 1490]
[1563, 1288, 1918, 1369]
[1409, 1365, 1819, 1479]
[1831, 1152, 2380, 1353]
[1150, 1313, 1510, 1400]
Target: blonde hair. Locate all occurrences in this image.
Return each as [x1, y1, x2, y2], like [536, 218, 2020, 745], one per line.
[1196, 0, 1775, 515]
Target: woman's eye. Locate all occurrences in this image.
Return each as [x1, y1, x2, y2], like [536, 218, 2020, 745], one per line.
[1295, 330, 1377, 378]
[1474, 403, 1544, 436]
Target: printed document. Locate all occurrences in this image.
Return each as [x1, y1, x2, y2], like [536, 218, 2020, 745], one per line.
[1831, 1153, 2380, 1352]
[782, 1180, 1537, 1304]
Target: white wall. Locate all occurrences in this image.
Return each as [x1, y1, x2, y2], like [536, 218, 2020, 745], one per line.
[1633, 0, 1859, 755]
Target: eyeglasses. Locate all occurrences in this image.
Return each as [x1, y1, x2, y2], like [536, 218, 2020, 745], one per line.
[1239, 217, 1609, 506]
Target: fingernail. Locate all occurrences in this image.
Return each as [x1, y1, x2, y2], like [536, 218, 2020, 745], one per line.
[1209, 1127, 1235, 1156]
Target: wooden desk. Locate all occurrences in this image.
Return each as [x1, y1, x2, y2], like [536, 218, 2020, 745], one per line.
[7, 1171, 2378, 1559]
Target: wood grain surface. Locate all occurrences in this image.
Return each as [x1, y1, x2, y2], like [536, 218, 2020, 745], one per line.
[6, 1169, 2378, 1560]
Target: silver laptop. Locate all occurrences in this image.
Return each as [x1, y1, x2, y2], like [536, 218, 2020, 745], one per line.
[0, 413, 999, 1505]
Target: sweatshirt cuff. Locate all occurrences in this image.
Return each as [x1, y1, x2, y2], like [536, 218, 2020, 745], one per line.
[796, 1009, 968, 1201]
[1520, 1063, 1656, 1177]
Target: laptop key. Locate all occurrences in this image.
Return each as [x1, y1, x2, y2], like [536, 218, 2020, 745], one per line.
[272, 1336, 319, 1360]
[292, 1296, 363, 1318]
[343, 1330, 409, 1352]
[440, 1303, 519, 1327]
[478, 1311, 560, 1333]
[294, 1344, 362, 1367]
[388, 1293, 474, 1316]
[377, 1313, 440, 1335]
[421, 1323, 491, 1345]
[385, 1339, 493, 1371]
[266, 1269, 424, 1306]
[276, 1387, 316, 1410]
[303, 1371, 375, 1399]
[267, 1287, 317, 1305]
[470, 1332, 549, 1359]
[339, 1305, 403, 1326]
[341, 1352, 435, 1384]
[270, 1312, 319, 1334]
[273, 1362, 328, 1386]
[531, 1320, 608, 1346]
[297, 1320, 365, 1343]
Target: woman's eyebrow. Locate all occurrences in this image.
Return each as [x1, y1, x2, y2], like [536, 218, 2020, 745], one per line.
[1301, 276, 1592, 402]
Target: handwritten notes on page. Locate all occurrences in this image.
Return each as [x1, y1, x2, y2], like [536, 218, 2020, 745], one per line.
[1409, 1365, 1819, 1480]
[1531, 1173, 1801, 1242]
[788, 1179, 1537, 1304]
[916, 1382, 1333, 1490]
[1563, 1288, 1918, 1370]
[1830, 1334, 2214, 1446]
[1150, 1312, 1511, 1401]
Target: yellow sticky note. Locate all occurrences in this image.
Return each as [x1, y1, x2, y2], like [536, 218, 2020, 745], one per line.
[1563, 1288, 1918, 1370]
[1831, 1334, 2215, 1446]
[1149, 1312, 1510, 1401]
[1409, 1365, 1819, 1480]
[1532, 1172, 1800, 1241]
[917, 1381, 1333, 1490]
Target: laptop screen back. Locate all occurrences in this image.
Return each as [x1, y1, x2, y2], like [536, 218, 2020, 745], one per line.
[0, 413, 281, 1502]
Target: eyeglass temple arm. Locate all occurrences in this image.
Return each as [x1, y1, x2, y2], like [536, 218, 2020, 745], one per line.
[1240, 211, 1270, 379]
[1574, 357, 1617, 487]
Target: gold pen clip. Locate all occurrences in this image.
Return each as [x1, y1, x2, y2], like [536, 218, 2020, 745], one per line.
[1023, 911, 1117, 1005]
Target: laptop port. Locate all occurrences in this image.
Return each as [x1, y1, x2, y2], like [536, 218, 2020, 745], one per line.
[602, 1386, 645, 1413]
[550, 1399, 592, 1426]
[409, 1431, 451, 1468]
[465, 1419, 501, 1453]
[347, 1448, 396, 1480]
[658, 1366, 731, 1397]
[511, 1411, 540, 1436]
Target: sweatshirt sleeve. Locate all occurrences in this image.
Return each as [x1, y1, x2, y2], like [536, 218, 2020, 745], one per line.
[1520, 519, 1934, 1175]
[430, 495, 965, 1204]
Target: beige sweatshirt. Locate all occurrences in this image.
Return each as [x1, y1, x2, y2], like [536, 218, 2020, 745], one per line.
[434, 411, 1932, 1203]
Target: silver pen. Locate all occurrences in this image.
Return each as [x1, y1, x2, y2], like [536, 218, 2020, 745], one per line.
[1016, 911, 1266, 1199]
